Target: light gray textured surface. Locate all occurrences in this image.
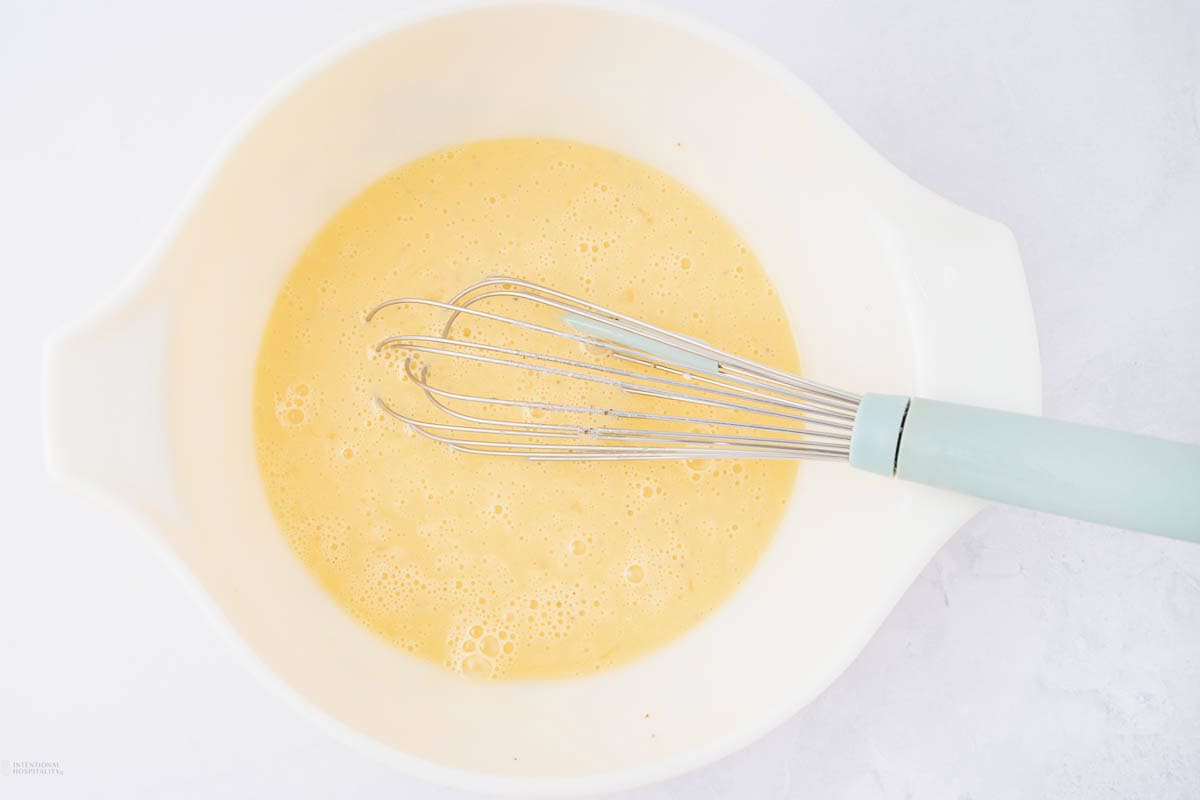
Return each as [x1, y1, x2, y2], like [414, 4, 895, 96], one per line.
[2, 0, 1198, 797]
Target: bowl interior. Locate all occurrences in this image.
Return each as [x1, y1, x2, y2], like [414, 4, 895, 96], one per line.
[161, 3, 1039, 792]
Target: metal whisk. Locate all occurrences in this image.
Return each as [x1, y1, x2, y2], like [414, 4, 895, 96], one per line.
[367, 277, 1200, 541]
[366, 277, 859, 462]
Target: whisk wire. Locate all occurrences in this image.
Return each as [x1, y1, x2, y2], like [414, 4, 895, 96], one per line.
[367, 277, 861, 461]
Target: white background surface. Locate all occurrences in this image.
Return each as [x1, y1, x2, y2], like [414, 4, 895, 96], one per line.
[3, 0, 1199, 797]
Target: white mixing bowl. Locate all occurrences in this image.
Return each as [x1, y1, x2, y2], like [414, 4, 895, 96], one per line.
[44, 1, 1041, 795]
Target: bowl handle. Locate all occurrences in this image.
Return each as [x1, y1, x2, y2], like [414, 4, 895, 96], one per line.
[43, 281, 181, 528]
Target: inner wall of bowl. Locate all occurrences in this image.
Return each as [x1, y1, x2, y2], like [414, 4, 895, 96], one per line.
[167, 5, 924, 778]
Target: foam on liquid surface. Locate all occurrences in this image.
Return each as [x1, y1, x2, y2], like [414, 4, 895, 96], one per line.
[253, 139, 799, 680]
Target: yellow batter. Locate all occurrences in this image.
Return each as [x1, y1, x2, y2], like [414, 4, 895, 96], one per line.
[253, 139, 798, 680]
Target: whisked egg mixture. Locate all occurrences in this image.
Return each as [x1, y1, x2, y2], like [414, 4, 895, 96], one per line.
[253, 138, 799, 679]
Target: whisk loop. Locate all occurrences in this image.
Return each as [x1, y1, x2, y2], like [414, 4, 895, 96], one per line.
[367, 277, 859, 461]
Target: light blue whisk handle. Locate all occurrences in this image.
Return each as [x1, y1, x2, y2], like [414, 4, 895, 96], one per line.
[850, 394, 1200, 542]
